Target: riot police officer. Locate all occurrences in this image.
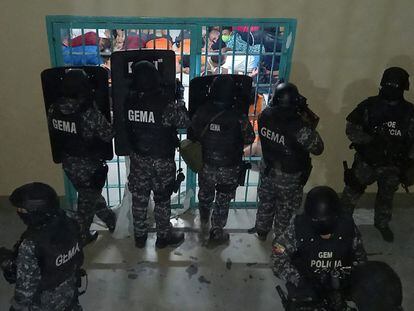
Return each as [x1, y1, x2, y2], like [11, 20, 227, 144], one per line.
[47, 69, 116, 245]
[191, 75, 255, 244]
[6, 183, 84, 310]
[126, 61, 190, 249]
[341, 67, 414, 242]
[272, 186, 367, 310]
[249, 82, 324, 241]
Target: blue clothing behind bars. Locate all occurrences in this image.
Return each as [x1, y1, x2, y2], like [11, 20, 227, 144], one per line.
[62, 45, 102, 66]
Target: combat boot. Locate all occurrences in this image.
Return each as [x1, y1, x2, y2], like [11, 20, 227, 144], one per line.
[209, 228, 230, 245]
[97, 208, 116, 233]
[155, 232, 185, 249]
[135, 234, 148, 248]
[375, 224, 394, 242]
[82, 231, 99, 246]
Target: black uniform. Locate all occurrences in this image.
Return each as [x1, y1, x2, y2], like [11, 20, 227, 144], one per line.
[341, 67, 414, 242]
[272, 186, 367, 310]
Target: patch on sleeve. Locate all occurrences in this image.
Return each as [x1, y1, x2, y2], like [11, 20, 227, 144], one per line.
[272, 243, 286, 255]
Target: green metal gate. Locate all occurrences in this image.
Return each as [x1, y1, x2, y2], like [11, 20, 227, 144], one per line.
[45, 16, 297, 209]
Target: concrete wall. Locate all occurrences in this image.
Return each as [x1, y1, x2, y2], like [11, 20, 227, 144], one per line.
[1, 0, 413, 195]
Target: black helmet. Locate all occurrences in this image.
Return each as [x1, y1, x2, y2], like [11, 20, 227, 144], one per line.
[210, 75, 235, 109]
[380, 67, 409, 91]
[131, 61, 161, 93]
[304, 186, 341, 235]
[270, 82, 301, 108]
[10, 182, 60, 227]
[62, 69, 92, 100]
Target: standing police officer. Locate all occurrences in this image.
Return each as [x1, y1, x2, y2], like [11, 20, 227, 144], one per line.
[47, 69, 116, 245]
[250, 82, 324, 241]
[341, 67, 414, 242]
[272, 186, 367, 310]
[5, 183, 84, 310]
[126, 61, 190, 249]
[191, 75, 255, 244]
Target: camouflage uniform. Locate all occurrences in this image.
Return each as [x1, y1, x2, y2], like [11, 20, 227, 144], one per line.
[195, 113, 255, 230]
[129, 99, 189, 239]
[255, 126, 324, 237]
[49, 102, 115, 238]
[341, 105, 414, 228]
[10, 240, 81, 311]
[271, 215, 367, 286]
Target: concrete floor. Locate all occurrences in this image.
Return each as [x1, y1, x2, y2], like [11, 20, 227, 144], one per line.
[0, 195, 413, 310]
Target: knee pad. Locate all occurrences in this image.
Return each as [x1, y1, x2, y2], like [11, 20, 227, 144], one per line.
[215, 183, 237, 194]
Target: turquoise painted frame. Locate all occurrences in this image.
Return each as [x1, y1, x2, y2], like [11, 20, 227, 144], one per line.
[45, 15, 297, 208]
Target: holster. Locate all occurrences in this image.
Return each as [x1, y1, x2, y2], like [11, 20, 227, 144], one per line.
[93, 162, 109, 190]
[77, 268, 87, 295]
[343, 161, 366, 194]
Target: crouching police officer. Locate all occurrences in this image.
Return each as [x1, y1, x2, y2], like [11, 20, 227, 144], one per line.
[126, 61, 190, 249]
[191, 75, 255, 245]
[47, 69, 116, 245]
[250, 82, 324, 241]
[3, 183, 84, 311]
[272, 186, 367, 311]
[341, 67, 414, 242]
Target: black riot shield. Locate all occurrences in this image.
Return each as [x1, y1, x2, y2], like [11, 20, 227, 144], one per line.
[111, 49, 176, 156]
[188, 74, 252, 118]
[41, 66, 113, 163]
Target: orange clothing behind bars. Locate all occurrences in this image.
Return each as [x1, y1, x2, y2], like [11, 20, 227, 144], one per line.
[249, 94, 264, 143]
[145, 37, 173, 49]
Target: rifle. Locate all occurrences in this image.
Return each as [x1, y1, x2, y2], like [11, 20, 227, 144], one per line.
[296, 97, 319, 130]
[276, 285, 290, 310]
[276, 285, 329, 310]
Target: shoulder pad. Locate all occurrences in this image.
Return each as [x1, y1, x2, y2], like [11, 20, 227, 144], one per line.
[346, 99, 370, 124]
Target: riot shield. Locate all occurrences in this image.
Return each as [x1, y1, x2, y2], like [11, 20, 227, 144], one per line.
[41, 66, 113, 163]
[111, 49, 176, 155]
[189, 74, 253, 118]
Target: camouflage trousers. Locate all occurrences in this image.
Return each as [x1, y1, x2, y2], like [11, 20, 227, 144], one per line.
[129, 153, 176, 239]
[198, 163, 240, 230]
[341, 154, 400, 228]
[255, 165, 304, 238]
[13, 274, 81, 311]
[62, 156, 113, 237]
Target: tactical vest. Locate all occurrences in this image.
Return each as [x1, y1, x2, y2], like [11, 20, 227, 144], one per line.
[259, 107, 311, 173]
[23, 217, 83, 291]
[200, 105, 244, 167]
[48, 105, 101, 158]
[292, 214, 354, 279]
[349, 96, 414, 166]
[125, 93, 178, 158]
